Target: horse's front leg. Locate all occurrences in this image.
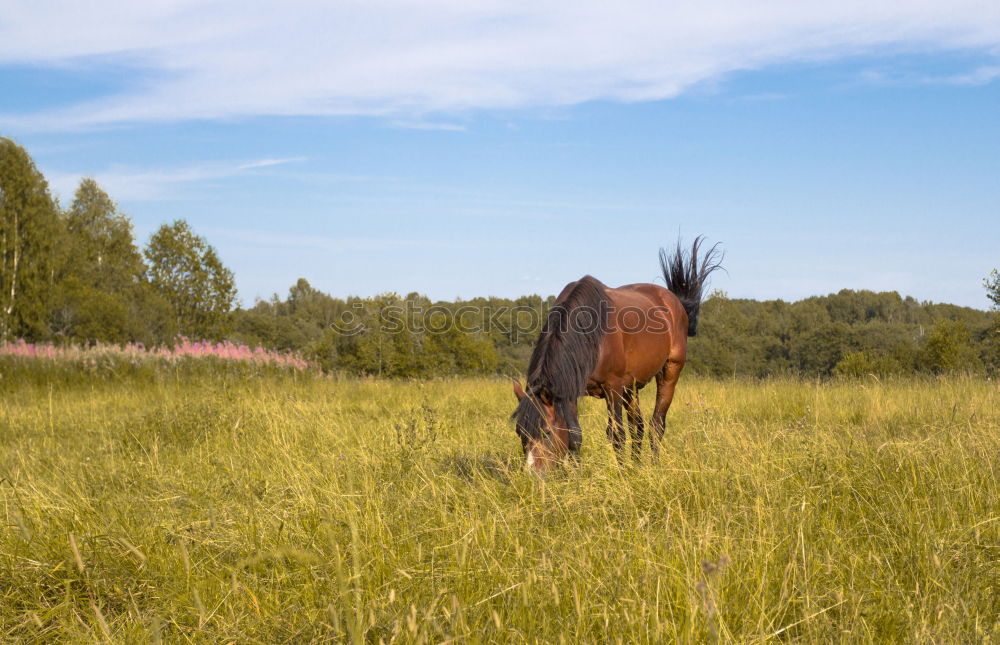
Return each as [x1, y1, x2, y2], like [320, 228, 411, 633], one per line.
[604, 389, 626, 464]
[624, 385, 644, 462]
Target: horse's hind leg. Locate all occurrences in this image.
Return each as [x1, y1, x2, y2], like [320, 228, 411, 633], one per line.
[650, 359, 684, 458]
[604, 388, 626, 464]
[624, 385, 644, 462]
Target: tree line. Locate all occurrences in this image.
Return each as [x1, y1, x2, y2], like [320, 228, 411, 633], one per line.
[2, 138, 237, 346]
[3, 137, 998, 377]
[688, 290, 998, 377]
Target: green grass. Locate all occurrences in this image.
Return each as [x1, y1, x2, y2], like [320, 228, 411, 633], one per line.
[1, 373, 997, 643]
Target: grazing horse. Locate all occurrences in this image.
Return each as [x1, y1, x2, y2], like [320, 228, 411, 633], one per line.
[512, 237, 722, 472]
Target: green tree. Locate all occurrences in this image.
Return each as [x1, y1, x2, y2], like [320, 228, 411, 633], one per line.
[145, 220, 237, 340]
[918, 319, 982, 374]
[983, 270, 1000, 374]
[51, 179, 174, 343]
[979, 324, 1000, 376]
[64, 179, 146, 290]
[0, 138, 62, 341]
[833, 351, 903, 378]
[985, 269, 1000, 311]
[347, 294, 419, 377]
[788, 321, 852, 376]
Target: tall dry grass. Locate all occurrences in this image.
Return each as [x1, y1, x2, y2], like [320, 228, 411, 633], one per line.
[1, 371, 997, 642]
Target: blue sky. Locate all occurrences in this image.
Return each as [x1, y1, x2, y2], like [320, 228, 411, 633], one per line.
[2, 2, 999, 308]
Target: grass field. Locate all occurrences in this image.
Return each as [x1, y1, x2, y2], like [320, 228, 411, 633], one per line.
[1, 372, 997, 643]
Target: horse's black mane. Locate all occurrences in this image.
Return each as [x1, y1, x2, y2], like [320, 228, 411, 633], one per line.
[512, 275, 608, 441]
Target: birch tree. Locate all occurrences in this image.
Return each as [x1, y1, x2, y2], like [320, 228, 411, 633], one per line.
[0, 138, 61, 341]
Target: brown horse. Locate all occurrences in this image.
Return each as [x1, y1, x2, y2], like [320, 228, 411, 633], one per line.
[512, 237, 722, 472]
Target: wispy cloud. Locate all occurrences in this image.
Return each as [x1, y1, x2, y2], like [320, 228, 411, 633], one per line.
[388, 120, 468, 132]
[2, 2, 999, 131]
[730, 92, 791, 103]
[207, 227, 468, 252]
[860, 63, 1000, 87]
[45, 157, 309, 201]
[931, 65, 1000, 85]
[237, 157, 307, 170]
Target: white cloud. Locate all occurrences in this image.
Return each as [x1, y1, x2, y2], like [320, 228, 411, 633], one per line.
[860, 63, 1000, 86]
[45, 157, 306, 201]
[206, 227, 469, 253]
[237, 157, 307, 170]
[932, 65, 1000, 85]
[388, 120, 468, 132]
[2, 1, 999, 130]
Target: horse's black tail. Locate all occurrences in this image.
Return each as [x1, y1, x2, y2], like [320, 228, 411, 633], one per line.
[659, 236, 724, 336]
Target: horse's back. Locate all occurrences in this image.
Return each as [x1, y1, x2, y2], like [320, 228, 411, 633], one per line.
[589, 282, 688, 392]
[609, 283, 688, 341]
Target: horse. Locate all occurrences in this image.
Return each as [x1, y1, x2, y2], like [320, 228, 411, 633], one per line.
[511, 236, 722, 472]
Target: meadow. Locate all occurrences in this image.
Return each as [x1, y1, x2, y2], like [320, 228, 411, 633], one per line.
[0, 362, 997, 643]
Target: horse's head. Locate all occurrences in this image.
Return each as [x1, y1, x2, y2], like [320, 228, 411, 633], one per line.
[511, 380, 581, 473]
